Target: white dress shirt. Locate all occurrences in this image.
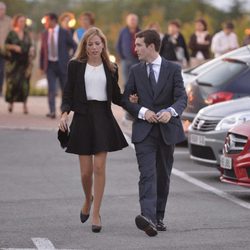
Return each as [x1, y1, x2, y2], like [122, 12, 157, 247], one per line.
[85, 63, 107, 101]
[48, 24, 59, 61]
[138, 55, 178, 120]
[211, 31, 239, 57]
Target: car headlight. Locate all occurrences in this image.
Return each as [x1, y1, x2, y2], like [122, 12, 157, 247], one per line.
[215, 112, 250, 131]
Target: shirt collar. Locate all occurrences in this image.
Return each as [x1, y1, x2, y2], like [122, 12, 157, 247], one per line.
[49, 24, 59, 32]
[147, 55, 162, 66]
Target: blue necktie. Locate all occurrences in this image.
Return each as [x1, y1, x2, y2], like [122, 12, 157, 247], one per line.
[148, 63, 156, 93]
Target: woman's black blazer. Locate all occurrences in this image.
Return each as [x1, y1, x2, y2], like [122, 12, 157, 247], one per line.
[61, 59, 122, 115]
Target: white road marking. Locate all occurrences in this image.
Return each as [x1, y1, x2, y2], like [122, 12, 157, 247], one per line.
[32, 238, 56, 249]
[124, 133, 250, 210]
[0, 238, 82, 250]
[172, 168, 250, 210]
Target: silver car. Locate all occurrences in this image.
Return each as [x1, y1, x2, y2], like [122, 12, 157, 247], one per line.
[188, 97, 250, 166]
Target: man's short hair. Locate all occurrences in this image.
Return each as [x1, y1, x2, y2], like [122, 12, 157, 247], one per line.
[45, 13, 58, 22]
[135, 29, 161, 52]
[168, 19, 181, 28]
[223, 21, 234, 30]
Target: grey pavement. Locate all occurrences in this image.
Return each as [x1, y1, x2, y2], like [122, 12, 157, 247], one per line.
[0, 97, 250, 250]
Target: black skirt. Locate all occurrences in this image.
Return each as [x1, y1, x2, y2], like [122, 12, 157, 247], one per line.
[66, 101, 128, 155]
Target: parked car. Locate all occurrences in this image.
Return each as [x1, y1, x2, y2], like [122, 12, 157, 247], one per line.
[182, 45, 250, 87]
[182, 53, 250, 133]
[220, 121, 250, 187]
[188, 97, 250, 166]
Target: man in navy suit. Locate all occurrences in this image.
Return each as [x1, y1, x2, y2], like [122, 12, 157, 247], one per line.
[40, 13, 76, 118]
[122, 29, 187, 237]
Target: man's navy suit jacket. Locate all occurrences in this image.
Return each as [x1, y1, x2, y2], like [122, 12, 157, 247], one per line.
[122, 58, 187, 145]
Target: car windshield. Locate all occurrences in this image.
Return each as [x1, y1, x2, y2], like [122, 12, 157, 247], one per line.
[196, 60, 247, 86]
[188, 45, 250, 76]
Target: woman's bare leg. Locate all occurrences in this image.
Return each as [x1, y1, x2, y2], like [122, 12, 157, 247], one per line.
[92, 152, 107, 225]
[79, 155, 93, 214]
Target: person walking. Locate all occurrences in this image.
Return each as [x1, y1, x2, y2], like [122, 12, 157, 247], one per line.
[59, 27, 128, 233]
[189, 18, 211, 67]
[73, 11, 95, 44]
[4, 14, 35, 114]
[116, 13, 140, 85]
[40, 12, 76, 119]
[122, 29, 187, 237]
[59, 12, 76, 37]
[0, 1, 11, 96]
[211, 21, 239, 58]
[160, 20, 190, 67]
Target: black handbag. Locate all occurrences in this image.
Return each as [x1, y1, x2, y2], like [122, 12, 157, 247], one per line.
[57, 128, 70, 149]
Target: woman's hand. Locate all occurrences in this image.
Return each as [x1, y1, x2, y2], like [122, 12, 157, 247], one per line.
[129, 94, 139, 104]
[59, 112, 68, 132]
[13, 45, 22, 53]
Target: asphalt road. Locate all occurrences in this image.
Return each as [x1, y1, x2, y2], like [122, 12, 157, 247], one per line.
[0, 128, 250, 250]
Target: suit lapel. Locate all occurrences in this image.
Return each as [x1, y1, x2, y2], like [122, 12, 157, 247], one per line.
[139, 63, 154, 98]
[153, 59, 170, 100]
[79, 61, 87, 101]
[103, 62, 112, 101]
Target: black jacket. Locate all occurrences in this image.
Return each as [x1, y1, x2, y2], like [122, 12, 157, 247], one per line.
[160, 33, 190, 63]
[61, 60, 122, 115]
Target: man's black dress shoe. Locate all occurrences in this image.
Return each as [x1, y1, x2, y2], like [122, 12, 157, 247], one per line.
[156, 219, 167, 231]
[135, 215, 158, 237]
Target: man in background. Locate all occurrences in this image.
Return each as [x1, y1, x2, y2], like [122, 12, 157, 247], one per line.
[0, 2, 11, 96]
[116, 13, 140, 86]
[211, 21, 239, 57]
[40, 13, 76, 119]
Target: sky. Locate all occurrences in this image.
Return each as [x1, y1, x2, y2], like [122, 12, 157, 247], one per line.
[205, 0, 250, 11]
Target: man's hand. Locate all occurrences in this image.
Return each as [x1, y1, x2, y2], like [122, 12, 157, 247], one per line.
[145, 110, 158, 123]
[157, 111, 172, 124]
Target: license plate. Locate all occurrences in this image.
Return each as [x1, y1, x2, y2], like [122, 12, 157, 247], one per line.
[190, 134, 205, 146]
[220, 155, 232, 170]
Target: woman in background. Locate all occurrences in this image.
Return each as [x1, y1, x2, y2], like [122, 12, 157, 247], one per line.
[5, 14, 35, 114]
[73, 11, 95, 44]
[160, 20, 190, 67]
[189, 18, 211, 67]
[59, 12, 75, 37]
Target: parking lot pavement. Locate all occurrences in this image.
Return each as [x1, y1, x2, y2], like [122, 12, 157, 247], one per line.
[0, 97, 250, 250]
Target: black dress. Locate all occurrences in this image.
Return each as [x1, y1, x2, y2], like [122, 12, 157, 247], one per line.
[61, 60, 128, 155]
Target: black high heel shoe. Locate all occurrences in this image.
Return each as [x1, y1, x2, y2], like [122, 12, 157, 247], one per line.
[92, 216, 102, 233]
[80, 195, 93, 224]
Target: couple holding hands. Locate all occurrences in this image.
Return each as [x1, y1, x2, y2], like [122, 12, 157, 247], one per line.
[58, 27, 187, 236]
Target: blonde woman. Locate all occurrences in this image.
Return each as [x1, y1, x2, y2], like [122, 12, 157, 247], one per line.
[59, 27, 128, 233]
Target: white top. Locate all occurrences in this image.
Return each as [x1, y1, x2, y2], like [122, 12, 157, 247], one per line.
[48, 24, 59, 61]
[85, 63, 107, 101]
[211, 30, 239, 57]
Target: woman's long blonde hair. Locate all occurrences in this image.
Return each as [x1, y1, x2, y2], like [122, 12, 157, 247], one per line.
[73, 27, 116, 73]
